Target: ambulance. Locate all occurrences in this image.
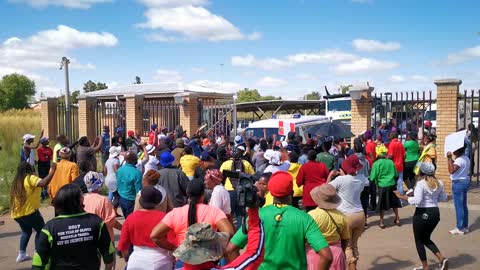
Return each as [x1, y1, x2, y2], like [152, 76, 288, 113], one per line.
[244, 114, 330, 143]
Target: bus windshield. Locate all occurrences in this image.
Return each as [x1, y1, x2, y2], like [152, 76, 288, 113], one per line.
[327, 100, 351, 112]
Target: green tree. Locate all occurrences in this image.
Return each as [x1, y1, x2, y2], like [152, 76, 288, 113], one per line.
[339, 85, 352, 94]
[261, 95, 281, 101]
[83, 80, 108, 93]
[0, 73, 36, 111]
[305, 91, 321, 100]
[237, 88, 262, 102]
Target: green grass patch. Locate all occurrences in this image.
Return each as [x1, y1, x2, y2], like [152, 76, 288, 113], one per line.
[0, 109, 41, 212]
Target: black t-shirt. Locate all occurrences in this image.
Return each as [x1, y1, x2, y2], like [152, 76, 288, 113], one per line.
[32, 212, 114, 270]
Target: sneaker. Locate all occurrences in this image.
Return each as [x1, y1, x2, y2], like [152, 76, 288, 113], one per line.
[16, 253, 32, 263]
[406, 189, 414, 196]
[439, 258, 448, 270]
[449, 228, 465, 235]
[462, 228, 470, 234]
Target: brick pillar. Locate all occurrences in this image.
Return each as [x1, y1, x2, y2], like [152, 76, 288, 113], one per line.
[126, 94, 144, 135]
[350, 85, 374, 137]
[434, 79, 462, 194]
[41, 98, 58, 140]
[177, 92, 200, 137]
[78, 96, 97, 141]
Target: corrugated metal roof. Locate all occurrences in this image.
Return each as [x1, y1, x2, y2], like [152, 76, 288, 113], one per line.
[84, 82, 233, 98]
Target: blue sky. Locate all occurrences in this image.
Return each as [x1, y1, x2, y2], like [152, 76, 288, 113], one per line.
[0, 0, 479, 99]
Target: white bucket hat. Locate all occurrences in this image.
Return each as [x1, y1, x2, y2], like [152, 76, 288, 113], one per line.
[109, 146, 122, 159]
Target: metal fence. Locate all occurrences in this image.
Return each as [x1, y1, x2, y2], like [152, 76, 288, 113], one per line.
[202, 104, 234, 138]
[56, 103, 79, 142]
[143, 99, 180, 136]
[459, 90, 480, 183]
[94, 100, 126, 135]
[372, 91, 434, 141]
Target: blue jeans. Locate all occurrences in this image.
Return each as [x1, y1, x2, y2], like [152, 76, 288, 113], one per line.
[119, 196, 135, 219]
[396, 171, 404, 194]
[452, 179, 470, 230]
[14, 210, 45, 252]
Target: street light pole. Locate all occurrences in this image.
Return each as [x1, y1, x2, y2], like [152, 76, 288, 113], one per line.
[60, 57, 71, 140]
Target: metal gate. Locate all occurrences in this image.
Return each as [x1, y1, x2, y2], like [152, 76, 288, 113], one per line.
[372, 91, 434, 142]
[459, 90, 480, 184]
[94, 100, 126, 135]
[143, 99, 180, 136]
[56, 103, 79, 142]
[202, 104, 234, 138]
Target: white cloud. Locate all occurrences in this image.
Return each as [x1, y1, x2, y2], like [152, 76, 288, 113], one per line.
[295, 73, 315, 80]
[11, 0, 112, 9]
[232, 50, 358, 70]
[188, 80, 241, 93]
[446, 45, 480, 64]
[389, 75, 405, 83]
[154, 69, 183, 83]
[412, 75, 428, 81]
[333, 58, 399, 74]
[257, 76, 288, 88]
[0, 25, 117, 72]
[353, 39, 401, 52]
[137, 1, 260, 42]
[107, 81, 119, 89]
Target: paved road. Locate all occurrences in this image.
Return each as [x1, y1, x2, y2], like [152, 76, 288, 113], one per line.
[1, 197, 480, 270]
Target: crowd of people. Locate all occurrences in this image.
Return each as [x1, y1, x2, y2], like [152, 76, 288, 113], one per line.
[9, 120, 475, 270]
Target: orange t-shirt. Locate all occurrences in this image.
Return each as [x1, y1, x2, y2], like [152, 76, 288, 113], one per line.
[161, 204, 227, 246]
[49, 159, 79, 199]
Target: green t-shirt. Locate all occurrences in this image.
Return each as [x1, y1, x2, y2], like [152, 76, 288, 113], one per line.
[230, 205, 328, 270]
[403, 140, 419, 162]
[316, 152, 335, 171]
[369, 158, 398, 187]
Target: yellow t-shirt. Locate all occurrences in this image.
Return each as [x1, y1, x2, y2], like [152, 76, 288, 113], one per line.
[263, 192, 274, 207]
[288, 162, 303, 197]
[308, 208, 350, 244]
[11, 175, 42, 219]
[220, 159, 255, 191]
[179, 154, 200, 177]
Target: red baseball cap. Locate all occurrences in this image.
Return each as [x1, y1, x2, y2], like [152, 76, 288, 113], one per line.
[268, 171, 293, 197]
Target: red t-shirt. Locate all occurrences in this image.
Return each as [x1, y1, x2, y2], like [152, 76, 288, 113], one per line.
[37, 147, 53, 163]
[118, 210, 172, 251]
[364, 140, 377, 167]
[387, 139, 406, 172]
[296, 161, 329, 207]
[148, 131, 158, 148]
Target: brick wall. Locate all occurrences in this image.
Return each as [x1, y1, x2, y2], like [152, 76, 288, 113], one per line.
[78, 96, 97, 141]
[41, 98, 58, 140]
[434, 79, 462, 194]
[126, 94, 144, 134]
[350, 86, 373, 138]
[179, 94, 200, 137]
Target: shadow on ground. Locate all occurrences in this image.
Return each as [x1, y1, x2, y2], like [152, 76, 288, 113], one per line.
[0, 231, 20, 239]
[368, 255, 415, 270]
[448, 253, 476, 269]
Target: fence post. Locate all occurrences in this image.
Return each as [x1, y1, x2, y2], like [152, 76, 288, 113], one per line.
[350, 85, 374, 137]
[78, 96, 98, 142]
[177, 92, 200, 137]
[434, 79, 462, 194]
[41, 98, 58, 140]
[126, 94, 144, 136]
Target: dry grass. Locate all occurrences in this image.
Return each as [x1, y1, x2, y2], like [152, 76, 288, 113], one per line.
[0, 109, 41, 211]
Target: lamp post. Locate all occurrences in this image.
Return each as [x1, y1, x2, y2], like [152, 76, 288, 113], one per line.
[59, 57, 71, 140]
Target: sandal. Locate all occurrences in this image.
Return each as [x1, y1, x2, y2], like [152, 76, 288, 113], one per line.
[379, 223, 386, 229]
[394, 219, 401, 226]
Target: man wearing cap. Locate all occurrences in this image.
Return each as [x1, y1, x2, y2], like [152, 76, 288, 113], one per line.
[171, 138, 185, 167]
[126, 130, 140, 154]
[21, 131, 43, 167]
[49, 147, 80, 201]
[228, 171, 332, 270]
[116, 151, 143, 218]
[101, 125, 111, 166]
[158, 151, 190, 207]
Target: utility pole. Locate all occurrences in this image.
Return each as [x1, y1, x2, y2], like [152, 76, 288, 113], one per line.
[60, 57, 71, 140]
